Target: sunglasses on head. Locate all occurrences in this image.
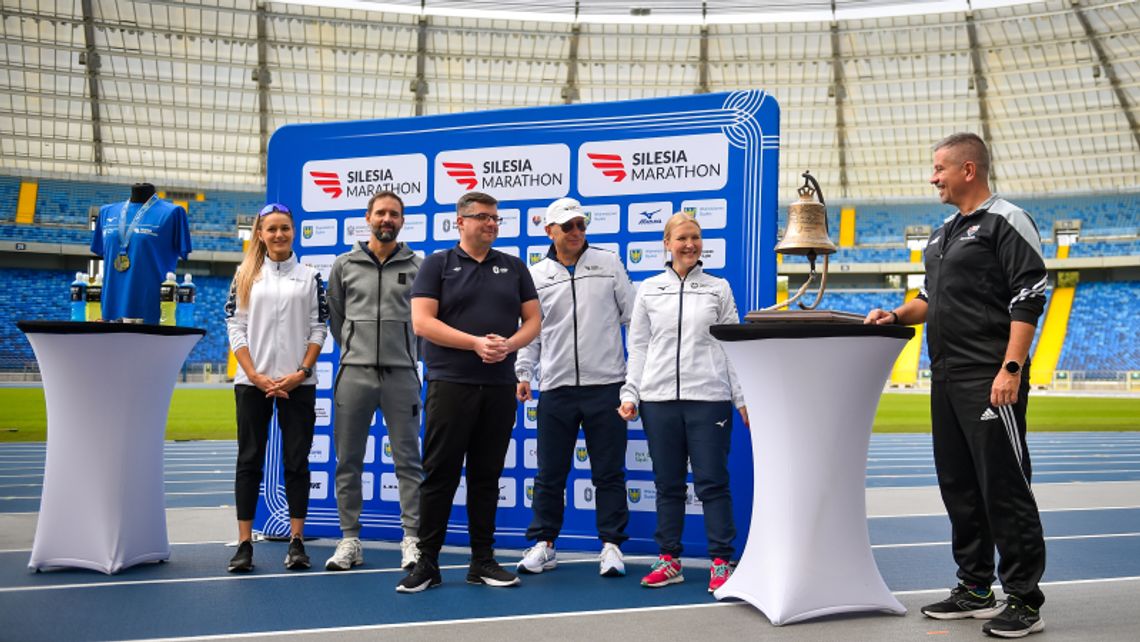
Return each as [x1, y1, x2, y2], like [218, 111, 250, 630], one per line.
[558, 219, 587, 232]
[259, 203, 291, 217]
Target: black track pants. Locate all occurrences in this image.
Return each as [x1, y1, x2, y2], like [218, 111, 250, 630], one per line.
[930, 376, 1046, 608]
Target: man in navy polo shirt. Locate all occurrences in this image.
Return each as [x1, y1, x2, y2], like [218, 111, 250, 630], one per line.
[397, 191, 540, 593]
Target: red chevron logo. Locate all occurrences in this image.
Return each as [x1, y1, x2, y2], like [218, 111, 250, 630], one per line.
[310, 171, 343, 198]
[587, 153, 626, 182]
[443, 162, 478, 190]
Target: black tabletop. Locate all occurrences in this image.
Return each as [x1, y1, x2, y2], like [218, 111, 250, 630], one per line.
[711, 322, 914, 342]
[17, 321, 207, 337]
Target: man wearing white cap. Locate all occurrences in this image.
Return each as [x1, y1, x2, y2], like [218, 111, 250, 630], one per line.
[515, 197, 636, 578]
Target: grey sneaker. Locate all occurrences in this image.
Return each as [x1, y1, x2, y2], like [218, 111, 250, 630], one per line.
[400, 536, 421, 571]
[325, 537, 364, 571]
[983, 596, 1044, 638]
[921, 583, 1005, 620]
[517, 541, 557, 574]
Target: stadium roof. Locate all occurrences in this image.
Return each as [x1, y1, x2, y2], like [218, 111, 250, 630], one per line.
[1, 0, 1138, 201]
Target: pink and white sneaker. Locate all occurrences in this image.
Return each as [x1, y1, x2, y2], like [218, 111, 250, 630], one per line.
[641, 554, 684, 588]
[708, 558, 732, 593]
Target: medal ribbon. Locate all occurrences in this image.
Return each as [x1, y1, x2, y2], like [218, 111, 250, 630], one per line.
[117, 194, 159, 255]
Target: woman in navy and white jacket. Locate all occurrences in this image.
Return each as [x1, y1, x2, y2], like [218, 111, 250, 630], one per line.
[618, 212, 749, 594]
[224, 203, 328, 573]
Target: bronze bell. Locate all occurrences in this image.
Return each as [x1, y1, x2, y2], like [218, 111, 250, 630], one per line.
[775, 172, 837, 257]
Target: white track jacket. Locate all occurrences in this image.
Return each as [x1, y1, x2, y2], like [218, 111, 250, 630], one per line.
[225, 253, 329, 386]
[515, 245, 635, 391]
[620, 263, 744, 407]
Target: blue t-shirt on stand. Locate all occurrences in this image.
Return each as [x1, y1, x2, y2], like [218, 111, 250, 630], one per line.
[91, 198, 192, 323]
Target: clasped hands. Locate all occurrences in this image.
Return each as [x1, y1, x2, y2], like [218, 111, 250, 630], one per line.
[251, 371, 305, 399]
[474, 333, 512, 364]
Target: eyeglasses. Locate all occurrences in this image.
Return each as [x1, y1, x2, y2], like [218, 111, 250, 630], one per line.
[259, 203, 291, 217]
[558, 219, 587, 232]
[461, 213, 503, 224]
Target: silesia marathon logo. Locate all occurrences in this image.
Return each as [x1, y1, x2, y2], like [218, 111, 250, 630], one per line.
[443, 162, 478, 190]
[586, 153, 626, 182]
[309, 171, 343, 198]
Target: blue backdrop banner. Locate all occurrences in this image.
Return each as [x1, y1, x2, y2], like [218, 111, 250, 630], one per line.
[257, 90, 780, 558]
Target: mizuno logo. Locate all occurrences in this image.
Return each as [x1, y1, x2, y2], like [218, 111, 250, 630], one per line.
[587, 152, 627, 182]
[639, 208, 661, 220]
[980, 408, 999, 421]
[443, 162, 478, 190]
[451, 266, 462, 272]
[715, 419, 728, 428]
[310, 171, 343, 198]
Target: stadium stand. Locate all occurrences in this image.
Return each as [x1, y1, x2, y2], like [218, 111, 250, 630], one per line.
[0, 176, 1136, 380]
[1058, 281, 1140, 378]
[0, 176, 20, 223]
[0, 178, 256, 253]
[0, 268, 70, 372]
[0, 268, 232, 370]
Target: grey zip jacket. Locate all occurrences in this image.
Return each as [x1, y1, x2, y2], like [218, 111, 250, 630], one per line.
[327, 241, 421, 368]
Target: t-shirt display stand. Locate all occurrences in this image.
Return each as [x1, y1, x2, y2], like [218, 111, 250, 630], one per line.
[19, 321, 204, 574]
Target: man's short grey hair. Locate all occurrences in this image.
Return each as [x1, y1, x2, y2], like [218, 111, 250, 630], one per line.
[456, 191, 498, 214]
[933, 132, 990, 177]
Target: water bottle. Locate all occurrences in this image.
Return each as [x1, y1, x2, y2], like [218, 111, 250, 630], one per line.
[159, 272, 177, 326]
[176, 273, 197, 327]
[70, 272, 87, 321]
[86, 273, 103, 322]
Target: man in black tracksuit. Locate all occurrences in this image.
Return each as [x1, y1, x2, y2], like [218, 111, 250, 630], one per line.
[867, 133, 1048, 639]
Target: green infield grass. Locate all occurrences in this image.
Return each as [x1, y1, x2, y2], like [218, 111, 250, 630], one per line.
[0, 388, 1137, 442]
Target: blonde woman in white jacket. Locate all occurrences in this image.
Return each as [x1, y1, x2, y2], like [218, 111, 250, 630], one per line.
[618, 212, 749, 594]
[224, 203, 329, 573]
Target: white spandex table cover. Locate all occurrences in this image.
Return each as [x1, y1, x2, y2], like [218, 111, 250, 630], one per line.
[710, 322, 913, 625]
[20, 322, 204, 574]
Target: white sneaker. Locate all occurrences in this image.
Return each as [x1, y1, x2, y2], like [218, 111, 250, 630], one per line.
[599, 542, 625, 577]
[516, 541, 557, 574]
[325, 537, 364, 571]
[400, 536, 421, 570]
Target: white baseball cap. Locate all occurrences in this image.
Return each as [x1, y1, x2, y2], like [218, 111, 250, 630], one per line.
[545, 197, 586, 226]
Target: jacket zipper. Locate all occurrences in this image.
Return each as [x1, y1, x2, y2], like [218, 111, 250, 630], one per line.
[376, 257, 384, 367]
[674, 269, 688, 400]
[569, 260, 581, 386]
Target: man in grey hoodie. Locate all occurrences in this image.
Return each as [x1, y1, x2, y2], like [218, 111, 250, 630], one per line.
[325, 190, 424, 572]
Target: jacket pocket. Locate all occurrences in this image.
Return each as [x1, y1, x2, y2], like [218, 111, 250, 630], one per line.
[342, 319, 379, 365]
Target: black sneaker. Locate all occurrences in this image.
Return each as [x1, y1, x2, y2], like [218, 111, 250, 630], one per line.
[396, 557, 442, 593]
[284, 536, 311, 570]
[921, 583, 1004, 620]
[983, 596, 1044, 638]
[467, 558, 521, 587]
[227, 540, 254, 573]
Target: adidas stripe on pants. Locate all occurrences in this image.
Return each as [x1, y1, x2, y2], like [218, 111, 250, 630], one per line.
[930, 376, 1046, 609]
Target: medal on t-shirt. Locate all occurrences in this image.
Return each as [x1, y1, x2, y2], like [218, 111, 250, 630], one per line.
[114, 194, 159, 272]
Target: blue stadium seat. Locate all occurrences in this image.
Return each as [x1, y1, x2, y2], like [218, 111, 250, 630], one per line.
[0, 268, 235, 368]
[1057, 281, 1140, 377]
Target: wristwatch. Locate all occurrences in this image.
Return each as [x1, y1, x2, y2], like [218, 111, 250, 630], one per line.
[299, 366, 314, 378]
[1003, 360, 1021, 375]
